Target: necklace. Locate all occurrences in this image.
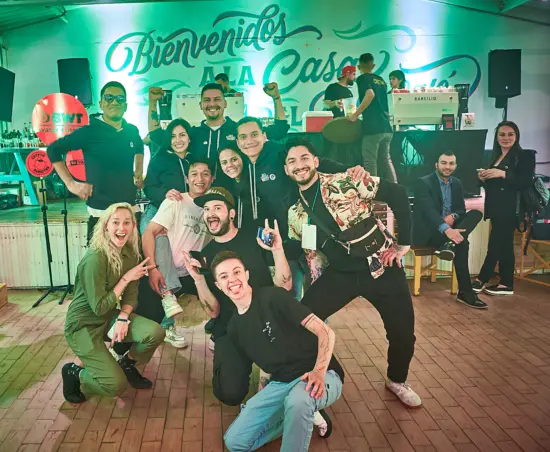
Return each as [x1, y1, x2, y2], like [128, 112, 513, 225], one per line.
[238, 303, 251, 314]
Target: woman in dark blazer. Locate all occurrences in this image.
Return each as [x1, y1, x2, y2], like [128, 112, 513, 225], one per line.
[472, 121, 535, 296]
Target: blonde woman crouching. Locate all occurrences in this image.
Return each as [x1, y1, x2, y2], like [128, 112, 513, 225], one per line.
[63, 203, 164, 403]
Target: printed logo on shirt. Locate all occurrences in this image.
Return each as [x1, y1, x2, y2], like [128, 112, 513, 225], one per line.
[263, 321, 276, 342]
[203, 141, 208, 145]
[130, 141, 134, 148]
[260, 173, 276, 183]
[226, 134, 236, 141]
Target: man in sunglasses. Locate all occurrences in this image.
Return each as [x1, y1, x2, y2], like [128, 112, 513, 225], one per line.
[48, 81, 145, 241]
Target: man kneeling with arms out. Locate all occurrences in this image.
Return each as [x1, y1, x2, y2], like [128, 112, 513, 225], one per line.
[210, 250, 344, 452]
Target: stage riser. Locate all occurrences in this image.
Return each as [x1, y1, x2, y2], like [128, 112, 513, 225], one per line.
[0, 218, 491, 289]
[0, 223, 87, 289]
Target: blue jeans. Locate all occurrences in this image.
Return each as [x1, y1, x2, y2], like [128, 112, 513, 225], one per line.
[140, 203, 158, 234]
[146, 221, 186, 330]
[224, 370, 342, 452]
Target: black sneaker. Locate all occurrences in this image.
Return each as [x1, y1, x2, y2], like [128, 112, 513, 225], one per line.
[119, 354, 153, 389]
[62, 363, 86, 403]
[484, 285, 514, 296]
[315, 409, 333, 439]
[435, 242, 455, 261]
[456, 292, 488, 309]
[471, 280, 485, 293]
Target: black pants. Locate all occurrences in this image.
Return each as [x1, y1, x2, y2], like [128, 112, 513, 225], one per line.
[87, 216, 100, 244]
[302, 265, 415, 383]
[427, 210, 483, 295]
[212, 335, 253, 406]
[478, 216, 516, 287]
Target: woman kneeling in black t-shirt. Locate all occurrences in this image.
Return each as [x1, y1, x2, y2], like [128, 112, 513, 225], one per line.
[210, 250, 344, 451]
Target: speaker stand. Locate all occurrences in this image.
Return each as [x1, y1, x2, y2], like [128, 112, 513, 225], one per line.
[32, 179, 72, 308]
[495, 97, 509, 121]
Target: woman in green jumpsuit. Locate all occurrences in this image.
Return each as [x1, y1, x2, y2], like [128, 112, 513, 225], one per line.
[62, 202, 164, 403]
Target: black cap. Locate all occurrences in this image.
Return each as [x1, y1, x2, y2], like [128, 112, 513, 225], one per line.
[194, 187, 235, 208]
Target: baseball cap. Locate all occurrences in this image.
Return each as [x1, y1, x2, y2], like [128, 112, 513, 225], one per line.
[194, 187, 235, 208]
[339, 66, 356, 78]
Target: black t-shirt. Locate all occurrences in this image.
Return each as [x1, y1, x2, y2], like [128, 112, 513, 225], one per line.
[228, 286, 344, 383]
[324, 83, 353, 118]
[201, 230, 274, 338]
[356, 73, 392, 135]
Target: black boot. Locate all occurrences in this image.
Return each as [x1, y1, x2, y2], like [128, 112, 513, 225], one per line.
[62, 363, 86, 403]
[119, 354, 153, 389]
[435, 242, 455, 261]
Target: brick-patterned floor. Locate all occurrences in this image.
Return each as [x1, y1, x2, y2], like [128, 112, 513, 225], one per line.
[1, 278, 550, 452]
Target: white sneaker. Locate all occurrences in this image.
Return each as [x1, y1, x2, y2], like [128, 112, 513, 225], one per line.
[386, 380, 422, 408]
[162, 293, 183, 318]
[313, 409, 332, 438]
[164, 325, 188, 349]
[208, 338, 215, 351]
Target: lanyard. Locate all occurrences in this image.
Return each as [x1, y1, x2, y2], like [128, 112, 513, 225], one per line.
[299, 180, 320, 225]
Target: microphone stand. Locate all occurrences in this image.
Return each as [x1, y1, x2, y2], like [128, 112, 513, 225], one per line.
[32, 178, 72, 308]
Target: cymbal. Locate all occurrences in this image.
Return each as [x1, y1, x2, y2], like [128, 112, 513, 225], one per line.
[322, 117, 362, 144]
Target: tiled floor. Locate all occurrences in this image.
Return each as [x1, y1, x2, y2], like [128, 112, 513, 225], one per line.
[1, 277, 550, 452]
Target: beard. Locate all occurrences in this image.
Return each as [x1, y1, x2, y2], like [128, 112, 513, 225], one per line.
[346, 80, 355, 87]
[206, 216, 231, 237]
[290, 167, 317, 186]
[436, 167, 453, 179]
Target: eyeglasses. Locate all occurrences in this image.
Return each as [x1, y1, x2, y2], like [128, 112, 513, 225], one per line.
[103, 94, 127, 104]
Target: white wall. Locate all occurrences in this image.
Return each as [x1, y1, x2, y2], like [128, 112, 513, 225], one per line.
[4, 0, 550, 171]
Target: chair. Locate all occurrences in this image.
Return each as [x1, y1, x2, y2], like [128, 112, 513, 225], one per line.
[516, 230, 550, 287]
[405, 246, 458, 296]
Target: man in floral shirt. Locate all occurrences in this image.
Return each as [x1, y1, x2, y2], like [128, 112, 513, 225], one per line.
[284, 138, 421, 408]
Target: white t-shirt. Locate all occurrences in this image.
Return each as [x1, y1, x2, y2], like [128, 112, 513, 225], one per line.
[151, 193, 211, 276]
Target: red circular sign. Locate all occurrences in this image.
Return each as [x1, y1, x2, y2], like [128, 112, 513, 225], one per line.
[26, 150, 53, 178]
[32, 93, 89, 182]
[32, 93, 89, 145]
[66, 149, 86, 182]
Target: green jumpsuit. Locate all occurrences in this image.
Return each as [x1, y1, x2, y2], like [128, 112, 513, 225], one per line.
[65, 245, 165, 397]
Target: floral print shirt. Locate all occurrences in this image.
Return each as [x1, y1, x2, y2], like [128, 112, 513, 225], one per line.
[288, 172, 394, 280]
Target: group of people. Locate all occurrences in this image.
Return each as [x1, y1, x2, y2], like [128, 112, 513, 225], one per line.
[413, 121, 535, 307]
[45, 62, 535, 450]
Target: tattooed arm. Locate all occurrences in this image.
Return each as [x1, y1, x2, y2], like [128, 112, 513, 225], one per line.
[194, 277, 221, 318]
[181, 251, 220, 318]
[257, 219, 292, 291]
[272, 248, 292, 291]
[300, 313, 336, 399]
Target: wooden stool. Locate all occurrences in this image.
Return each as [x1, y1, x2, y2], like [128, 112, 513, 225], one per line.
[517, 230, 550, 287]
[406, 246, 458, 296]
[0, 283, 7, 309]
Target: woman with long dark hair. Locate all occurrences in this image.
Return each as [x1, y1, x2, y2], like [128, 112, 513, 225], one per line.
[218, 143, 268, 232]
[472, 121, 535, 296]
[141, 118, 194, 232]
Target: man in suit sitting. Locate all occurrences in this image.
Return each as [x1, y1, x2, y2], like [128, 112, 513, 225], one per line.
[413, 151, 487, 309]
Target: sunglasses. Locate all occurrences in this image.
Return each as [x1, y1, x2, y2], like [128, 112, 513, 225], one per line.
[103, 94, 127, 104]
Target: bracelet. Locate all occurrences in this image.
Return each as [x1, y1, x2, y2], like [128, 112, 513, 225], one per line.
[273, 96, 280, 100]
[116, 318, 129, 323]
